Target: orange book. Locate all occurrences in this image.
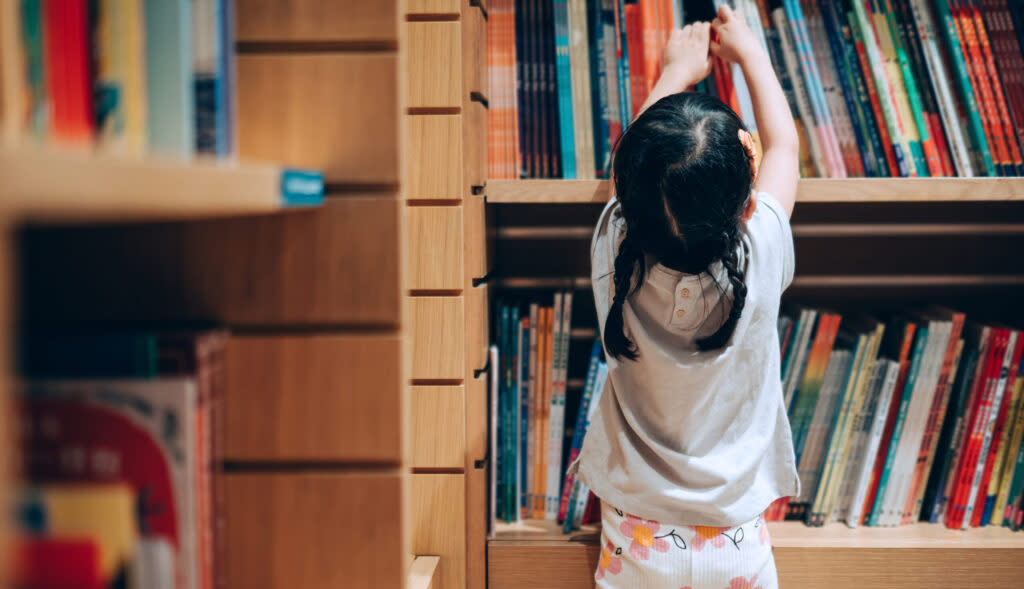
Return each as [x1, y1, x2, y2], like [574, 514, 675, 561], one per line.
[627, 3, 648, 115]
[968, 1, 1023, 173]
[640, 0, 659, 94]
[533, 307, 552, 518]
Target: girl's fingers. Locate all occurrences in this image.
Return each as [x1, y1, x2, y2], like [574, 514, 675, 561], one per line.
[709, 40, 721, 55]
[717, 3, 732, 22]
[710, 17, 722, 32]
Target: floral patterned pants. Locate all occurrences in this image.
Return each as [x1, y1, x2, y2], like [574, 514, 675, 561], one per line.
[594, 502, 778, 589]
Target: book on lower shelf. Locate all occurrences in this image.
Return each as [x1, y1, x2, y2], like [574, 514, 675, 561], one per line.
[489, 299, 1024, 533]
[15, 329, 228, 589]
[488, 0, 1024, 179]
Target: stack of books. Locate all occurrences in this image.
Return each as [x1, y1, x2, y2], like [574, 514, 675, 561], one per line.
[14, 330, 228, 589]
[2, 0, 235, 159]
[775, 306, 1024, 530]
[488, 0, 1024, 179]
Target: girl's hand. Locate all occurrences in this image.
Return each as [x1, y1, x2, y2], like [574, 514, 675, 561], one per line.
[661, 23, 712, 91]
[709, 4, 762, 66]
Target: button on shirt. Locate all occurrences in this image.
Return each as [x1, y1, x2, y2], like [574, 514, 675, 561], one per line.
[576, 192, 800, 526]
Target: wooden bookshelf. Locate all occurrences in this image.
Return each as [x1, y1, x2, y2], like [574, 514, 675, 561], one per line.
[486, 177, 1024, 204]
[0, 147, 320, 223]
[488, 519, 1024, 589]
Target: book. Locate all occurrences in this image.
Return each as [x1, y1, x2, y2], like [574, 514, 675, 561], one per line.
[568, 0, 597, 179]
[845, 359, 902, 526]
[558, 340, 603, 525]
[145, 0, 194, 158]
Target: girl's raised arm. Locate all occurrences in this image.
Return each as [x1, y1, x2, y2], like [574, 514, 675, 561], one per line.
[711, 5, 799, 217]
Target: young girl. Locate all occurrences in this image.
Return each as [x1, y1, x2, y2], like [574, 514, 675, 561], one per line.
[574, 6, 800, 589]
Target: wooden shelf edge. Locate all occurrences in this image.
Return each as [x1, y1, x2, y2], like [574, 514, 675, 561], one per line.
[0, 146, 323, 223]
[407, 555, 441, 589]
[486, 178, 1024, 204]
[489, 518, 1024, 549]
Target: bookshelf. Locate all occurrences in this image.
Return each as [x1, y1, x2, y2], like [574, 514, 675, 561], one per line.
[0, 147, 321, 223]
[487, 178, 1024, 204]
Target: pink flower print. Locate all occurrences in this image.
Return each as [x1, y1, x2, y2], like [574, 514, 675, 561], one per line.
[758, 522, 770, 546]
[595, 541, 622, 580]
[727, 575, 763, 589]
[619, 514, 670, 560]
[690, 525, 730, 551]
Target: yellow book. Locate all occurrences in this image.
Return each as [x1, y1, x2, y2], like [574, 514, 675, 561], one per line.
[872, 12, 918, 170]
[40, 484, 137, 582]
[119, 0, 148, 155]
[991, 377, 1024, 525]
[0, 0, 25, 143]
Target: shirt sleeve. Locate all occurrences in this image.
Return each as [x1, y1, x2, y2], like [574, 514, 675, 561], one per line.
[749, 192, 796, 290]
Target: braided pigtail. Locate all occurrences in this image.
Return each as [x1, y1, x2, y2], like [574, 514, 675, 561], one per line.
[696, 230, 747, 351]
[604, 231, 644, 360]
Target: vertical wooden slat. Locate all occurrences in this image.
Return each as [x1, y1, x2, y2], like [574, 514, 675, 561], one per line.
[411, 296, 466, 380]
[408, 115, 464, 199]
[236, 0, 399, 42]
[408, 0, 462, 15]
[462, 4, 487, 99]
[411, 385, 466, 468]
[406, 22, 463, 109]
[412, 474, 467, 589]
[409, 206, 465, 291]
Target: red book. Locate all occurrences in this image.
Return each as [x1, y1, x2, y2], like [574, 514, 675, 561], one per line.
[44, 0, 93, 144]
[928, 112, 956, 176]
[968, 0, 1024, 172]
[970, 331, 1024, 526]
[860, 322, 917, 524]
[981, 0, 1024, 171]
[626, 3, 648, 115]
[14, 538, 102, 589]
[640, 0, 659, 94]
[901, 313, 966, 524]
[947, 328, 1007, 528]
[852, 27, 900, 176]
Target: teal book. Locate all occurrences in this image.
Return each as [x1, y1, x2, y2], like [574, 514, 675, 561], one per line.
[553, 0, 577, 178]
[21, 0, 47, 137]
[146, 0, 194, 157]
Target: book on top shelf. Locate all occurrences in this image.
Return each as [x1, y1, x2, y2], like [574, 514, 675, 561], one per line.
[487, 0, 1024, 178]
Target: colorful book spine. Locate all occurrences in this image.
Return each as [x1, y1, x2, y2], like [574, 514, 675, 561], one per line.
[145, 0, 194, 158]
[567, 361, 609, 530]
[969, 0, 1024, 174]
[992, 360, 1024, 524]
[553, 0, 576, 178]
[558, 340, 603, 524]
[615, 0, 633, 126]
[519, 316, 531, 519]
[980, 350, 1024, 524]
[46, 0, 94, 144]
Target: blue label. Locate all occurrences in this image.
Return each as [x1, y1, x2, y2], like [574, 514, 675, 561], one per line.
[280, 169, 324, 207]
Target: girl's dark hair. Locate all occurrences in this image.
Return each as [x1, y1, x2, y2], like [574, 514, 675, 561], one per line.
[605, 92, 753, 360]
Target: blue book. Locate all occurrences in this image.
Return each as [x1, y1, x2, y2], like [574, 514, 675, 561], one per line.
[496, 304, 509, 521]
[838, 0, 888, 175]
[510, 306, 521, 521]
[554, 0, 577, 178]
[519, 318, 531, 517]
[193, 0, 230, 156]
[220, 0, 236, 156]
[559, 339, 603, 530]
[145, 0, 194, 157]
[868, 326, 928, 526]
[616, 0, 632, 129]
[590, 0, 610, 178]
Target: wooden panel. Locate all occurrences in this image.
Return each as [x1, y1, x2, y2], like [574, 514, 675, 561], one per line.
[408, 556, 441, 589]
[238, 54, 399, 184]
[465, 466, 486, 589]
[409, 206, 464, 291]
[464, 192, 487, 280]
[406, 22, 462, 109]
[413, 474, 466, 589]
[225, 335, 403, 461]
[408, 0, 461, 14]
[465, 284, 489, 374]
[225, 473, 405, 589]
[464, 100, 487, 190]
[235, 0, 397, 42]
[411, 385, 465, 468]
[465, 369, 487, 463]
[408, 115, 463, 200]
[488, 543, 598, 589]
[21, 197, 402, 326]
[462, 4, 487, 99]
[411, 296, 465, 380]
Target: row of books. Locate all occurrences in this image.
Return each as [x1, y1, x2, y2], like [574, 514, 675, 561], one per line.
[773, 306, 1024, 530]
[490, 294, 613, 532]
[488, 0, 1024, 179]
[14, 330, 227, 589]
[1, 0, 234, 158]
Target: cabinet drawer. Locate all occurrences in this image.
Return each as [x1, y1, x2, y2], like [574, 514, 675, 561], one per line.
[409, 206, 464, 291]
[225, 473, 405, 589]
[463, 100, 487, 190]
[406, 22, 462, 109]
[462, 4, 487, 99]
[236, 0, 397, 42]
[225, 335, 402, 462]
[411, 296, 466, 380]
[408, 115, 463, 200]
[466, 369, 487, 463]
[411, 385, 466, 468]
[238, 54, 399, 184]
[412, 474, 466, 589]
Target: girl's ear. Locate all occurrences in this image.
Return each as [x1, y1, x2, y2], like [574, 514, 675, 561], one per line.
[741, 192, 758, 221]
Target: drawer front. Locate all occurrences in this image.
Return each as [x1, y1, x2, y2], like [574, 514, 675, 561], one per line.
[462, 4, 487, 99]
[406, 22, 462, 109]
[408, 0, 461, 14]
[409, 205, 464, 291]
[411, 385, 466, 468]
[410, 296, 466, 380]
[463, 100, 487, 190]
[225, 335, 402, 462]
[225, 473, 405, 589]
[408, 115, 463, 200]
[465, 466, 487, 589]
[464, 192, 487, 281]
[238, 54, 399, 184]
[412, 474, 466, 589]
[465, 369, 487, 464]
[236, 0, 397, 42]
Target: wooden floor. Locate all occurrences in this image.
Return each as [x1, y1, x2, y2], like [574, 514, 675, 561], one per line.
[487, 519, 1024, 589]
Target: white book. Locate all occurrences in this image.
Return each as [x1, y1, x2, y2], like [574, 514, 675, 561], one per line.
[884, 320, 950, 526]
[545, 293, 566, 519]
[907, 0, 973, 176]
[962, 331, 1019, 528]
[567, 0, 596, 179]
[798, 349, 853, 504]
[784, 309, 819, 410]
[835, 362, 886, 523]
[846, 360, 901, 527]
[772, 7, 827, 176]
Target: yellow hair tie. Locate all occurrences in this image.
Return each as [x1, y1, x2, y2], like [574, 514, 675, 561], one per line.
[737, 129, 758, 182]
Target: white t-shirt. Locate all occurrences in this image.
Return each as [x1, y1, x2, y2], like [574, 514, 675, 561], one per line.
[576, 192, 801, 526]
